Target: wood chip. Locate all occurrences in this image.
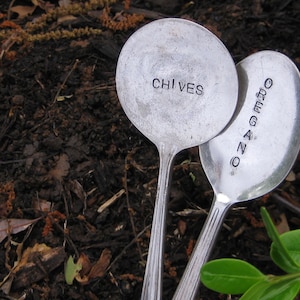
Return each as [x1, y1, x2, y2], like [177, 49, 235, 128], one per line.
[97, 189, 125, 213]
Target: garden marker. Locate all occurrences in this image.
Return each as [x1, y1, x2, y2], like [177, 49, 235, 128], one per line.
[115, 18, 238, 300]
[173, 50, 300, 300]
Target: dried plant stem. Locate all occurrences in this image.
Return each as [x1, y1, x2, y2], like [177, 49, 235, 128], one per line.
[53, 59, 79, 103]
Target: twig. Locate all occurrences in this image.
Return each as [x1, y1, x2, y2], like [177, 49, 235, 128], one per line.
[0, 159, 26, 164]
[53, 59, 79, 103]
[123, 152, 144, 263]
[107, 224, 151, 270]
[7, 0, 17, 20]
[52, 218, 79, 258]
[271, 193, 300, 216]
[97, 189, 125, 213]
[111, 3, 168, 19]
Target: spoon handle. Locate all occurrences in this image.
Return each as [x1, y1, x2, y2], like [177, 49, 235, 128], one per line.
[141, 144, 177, 300]
[172, 194, 231, 300]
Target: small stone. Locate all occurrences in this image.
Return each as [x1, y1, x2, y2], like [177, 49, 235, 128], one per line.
[286, 170, 296, 182]
[11, 95, 25, 105]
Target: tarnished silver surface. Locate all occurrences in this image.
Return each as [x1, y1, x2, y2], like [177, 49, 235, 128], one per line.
[115, 18, 238, 300]
[173, 50, 300, 300]
[116, 18, 238, 149]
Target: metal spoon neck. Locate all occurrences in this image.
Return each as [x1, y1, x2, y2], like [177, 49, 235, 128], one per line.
[141, 145, 177, 300]
[214, 192, 232, 205]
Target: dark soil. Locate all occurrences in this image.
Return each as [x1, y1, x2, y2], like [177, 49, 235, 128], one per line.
[0, 0, 300, 299]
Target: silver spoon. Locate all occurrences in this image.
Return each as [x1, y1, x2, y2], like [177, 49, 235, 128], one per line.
[172, 50, 300, 300]
[115, 18, 238, 299]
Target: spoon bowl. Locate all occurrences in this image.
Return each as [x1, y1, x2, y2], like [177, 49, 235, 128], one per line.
[116, 18, 238, 148]
[173, 50, 300, 300]
[115, 18, 238, 299]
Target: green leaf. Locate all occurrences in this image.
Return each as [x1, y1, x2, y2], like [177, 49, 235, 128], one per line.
[200, 258, 266, 294]
[280, 230, 300, 264]
[261, 277, 300, 300]
[65, 256, 82, 285]
[240, 280, 272, 300]
[260, 207, 300, 273]
[271, 230, 300, 273]
[271, 245, 300, 274]
[241, 275, 300, 300]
